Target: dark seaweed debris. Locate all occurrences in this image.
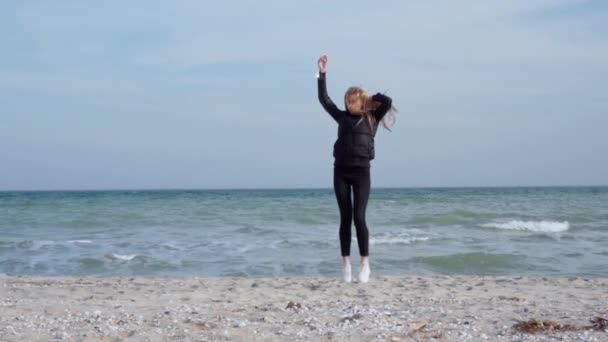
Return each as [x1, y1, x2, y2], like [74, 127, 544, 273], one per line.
[588, 317, 608, 332]
[513, 319, 577, 334]
[285, 301, 302, 310]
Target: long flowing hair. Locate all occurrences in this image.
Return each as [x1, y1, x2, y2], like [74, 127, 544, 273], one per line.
[344, 86, 397, 131]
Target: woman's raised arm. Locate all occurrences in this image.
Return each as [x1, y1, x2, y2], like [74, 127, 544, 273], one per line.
[317, 55, 341, 122]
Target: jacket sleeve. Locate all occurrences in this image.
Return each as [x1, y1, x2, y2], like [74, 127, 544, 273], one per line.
[372, 92, 393, 122]
[317, 72, 341, 122]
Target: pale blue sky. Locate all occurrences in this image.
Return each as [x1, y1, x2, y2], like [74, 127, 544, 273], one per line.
[1, 0, 607, 190]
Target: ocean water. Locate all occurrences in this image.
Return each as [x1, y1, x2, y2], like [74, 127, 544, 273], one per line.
[0, 187, 607, 278]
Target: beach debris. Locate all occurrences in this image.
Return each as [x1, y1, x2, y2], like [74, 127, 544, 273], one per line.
[513, 319, 577, 334]
[406, 323, 427, 337]
[194, 321, 214, 329]
[514, 316, 608, 334]
[285, 301, 302, 310]
[405, 323, 442, 339]
[254, 304, 274, 312]
[340, 313, 362, 323]
[498, 295, 526, 302]
[308, 284, 321, 291]
[588, 317, 608, 331]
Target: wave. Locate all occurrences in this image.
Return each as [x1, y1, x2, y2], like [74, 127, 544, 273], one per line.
[370, 237, 429, 246]
[480, 220, 569, 233]
[8, 239, 93, 250]
[410, 210, 486, 226]
[162, 243, 181, 250]
[107, 253, 137, 261]
[77, 257, 105, 267]
[16, 240, 56, 250]
[370, 228, 431, 246]
[233, 225, 277, 235]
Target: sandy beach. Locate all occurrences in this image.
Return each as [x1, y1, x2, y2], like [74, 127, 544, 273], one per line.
[0, 275, 606, 341]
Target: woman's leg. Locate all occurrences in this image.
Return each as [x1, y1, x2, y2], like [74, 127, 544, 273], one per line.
[334, 167, 354, 282]
[352, 167, 371, 283]
[352, 167, 371, 258]
[333, 167, 353, 258]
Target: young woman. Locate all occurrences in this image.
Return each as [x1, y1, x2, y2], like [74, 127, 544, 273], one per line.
[317, 54, 396, 283]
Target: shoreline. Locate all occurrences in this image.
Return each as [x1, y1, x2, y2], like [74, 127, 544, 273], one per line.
[2, 275, 607, 341]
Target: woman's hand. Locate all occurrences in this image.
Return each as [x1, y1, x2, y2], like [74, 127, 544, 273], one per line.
[318, 55, 328, 73]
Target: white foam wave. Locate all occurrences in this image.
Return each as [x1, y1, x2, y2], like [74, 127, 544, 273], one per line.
[18, 240, 93, 250]
[370, 237, 429, 245]
[163, 244, 181, 250]
[480, 220, 569, 233]
[110, 254, 137, 261]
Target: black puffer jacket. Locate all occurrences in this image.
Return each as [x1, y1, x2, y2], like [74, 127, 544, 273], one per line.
[317, 72, 392, 167]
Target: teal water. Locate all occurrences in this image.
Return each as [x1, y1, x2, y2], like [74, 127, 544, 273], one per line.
[1, 187, 607, 277]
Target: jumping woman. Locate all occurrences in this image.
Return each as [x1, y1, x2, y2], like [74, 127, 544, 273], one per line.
[317, 54, 397, 283]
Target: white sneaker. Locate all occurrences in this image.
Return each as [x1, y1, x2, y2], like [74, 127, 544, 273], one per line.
[359, 263, 370, 283]
[343, 263, 352, 283]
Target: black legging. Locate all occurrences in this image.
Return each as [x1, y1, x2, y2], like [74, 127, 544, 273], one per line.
[333, 166, 371, 257]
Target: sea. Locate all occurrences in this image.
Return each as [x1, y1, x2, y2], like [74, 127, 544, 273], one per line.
[1, 187, 607, 278]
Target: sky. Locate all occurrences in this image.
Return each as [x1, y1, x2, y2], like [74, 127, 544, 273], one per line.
[1, 0, 607, 190]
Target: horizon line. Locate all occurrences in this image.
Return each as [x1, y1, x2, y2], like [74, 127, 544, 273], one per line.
[1, 184, 607, 192]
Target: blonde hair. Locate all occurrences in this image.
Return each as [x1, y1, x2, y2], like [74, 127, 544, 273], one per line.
[344, 86, 397, 131]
